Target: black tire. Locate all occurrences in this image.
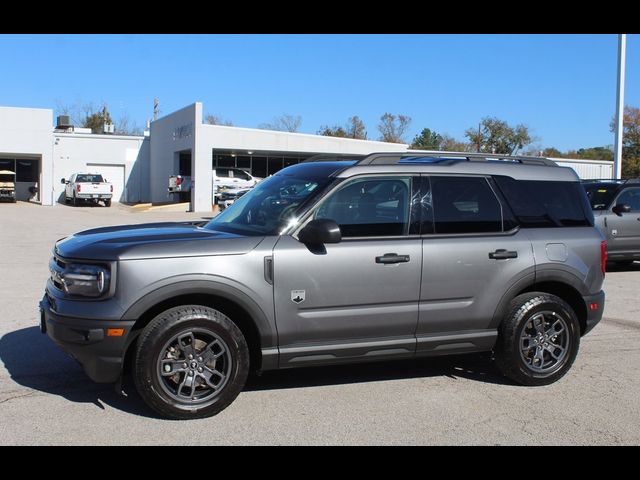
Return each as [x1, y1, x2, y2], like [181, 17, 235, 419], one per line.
[494, 292, 580, 386]
[104, 199, 111, 207]
[133, 305, 249, 420]
[72, 194, 78, 207]
[64, 196, 70, 205]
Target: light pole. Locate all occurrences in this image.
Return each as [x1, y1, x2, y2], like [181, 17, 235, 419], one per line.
[613, 34, 626, 179]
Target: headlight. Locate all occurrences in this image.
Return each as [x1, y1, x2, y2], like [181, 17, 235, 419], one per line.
[59, 263, 110, 297]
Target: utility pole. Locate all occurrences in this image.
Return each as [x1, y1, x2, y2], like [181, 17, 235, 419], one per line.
[614, 34, 626, 179]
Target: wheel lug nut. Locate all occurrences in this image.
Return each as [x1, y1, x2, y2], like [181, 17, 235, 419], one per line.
[198, 367, 203, 372]
[198, 357, 203, 362]
[188, 354, 193, 360]
[182, 362, 187, 368]
[188, 371, 194, 376]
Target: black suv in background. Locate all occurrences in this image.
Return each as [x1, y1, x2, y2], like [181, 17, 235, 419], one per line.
[583, 179, 640, 265]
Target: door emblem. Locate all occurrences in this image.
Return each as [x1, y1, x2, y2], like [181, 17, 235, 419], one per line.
[291, 290, 306, 304]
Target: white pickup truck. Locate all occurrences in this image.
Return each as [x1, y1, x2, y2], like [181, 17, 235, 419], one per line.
[62, 173, 113, 207]
[168, 167, 262, 203]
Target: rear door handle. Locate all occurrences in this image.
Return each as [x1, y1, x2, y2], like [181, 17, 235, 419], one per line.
[376, 253, 410, 264]
[489, 249, 518, 260]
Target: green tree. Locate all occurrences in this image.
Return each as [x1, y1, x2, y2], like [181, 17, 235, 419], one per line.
[541, 147, 563, 158]
[410, 128, 442, 150]
[83, 104, 113, 134]
[465, 117, 532, 154]
[378, 113, 411, 143]
[610, 106, 640, 177]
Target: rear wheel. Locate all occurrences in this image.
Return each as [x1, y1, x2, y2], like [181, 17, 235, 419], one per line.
[134, 305, 249, 420]
[104, 199, 111, 207]
[494, 292, 580, 386]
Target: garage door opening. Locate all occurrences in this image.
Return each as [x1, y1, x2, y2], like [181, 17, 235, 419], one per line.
[0, 156, 41, 202]
[87, 164, 125, 203]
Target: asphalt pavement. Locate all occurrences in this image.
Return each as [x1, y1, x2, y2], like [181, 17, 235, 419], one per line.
[1, 201, 639, 445]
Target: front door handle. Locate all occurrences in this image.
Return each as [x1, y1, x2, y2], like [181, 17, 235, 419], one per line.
[376, 253, 410, 264]
[489, 249, 518, 260]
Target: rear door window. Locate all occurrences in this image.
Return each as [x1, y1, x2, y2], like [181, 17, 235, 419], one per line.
[431, 176, 503, 234]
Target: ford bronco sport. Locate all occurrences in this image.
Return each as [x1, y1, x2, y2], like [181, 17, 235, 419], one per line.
[41, 152, 606, 419]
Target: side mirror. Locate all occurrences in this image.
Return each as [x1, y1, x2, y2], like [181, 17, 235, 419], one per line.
[298, 219, 341, 245]
[60, 178, 66, 184]
[612, 203, 631, 216]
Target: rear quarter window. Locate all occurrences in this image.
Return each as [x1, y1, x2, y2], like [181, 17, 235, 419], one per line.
[494, 176, 593, 228]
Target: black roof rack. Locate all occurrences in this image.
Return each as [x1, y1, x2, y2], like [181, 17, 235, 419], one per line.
[581, 178, 640, 184]
[303, 151, 558, 167]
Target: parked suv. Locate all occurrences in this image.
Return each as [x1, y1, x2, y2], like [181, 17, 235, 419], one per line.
[582, 179, 640, 265]
[41, 152, 605, 419]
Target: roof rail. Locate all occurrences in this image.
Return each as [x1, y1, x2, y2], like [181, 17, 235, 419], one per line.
[581, 178, 640, 184]
[304, 153, 367, 163]
[357, 151, 559, 167]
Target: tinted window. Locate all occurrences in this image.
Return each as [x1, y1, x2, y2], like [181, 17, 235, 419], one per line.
[583, 184, 620, 210]
[75, 174, 104, 183]
[431, 176, 502, 234]
[616, 188, 640, 211]
[216, 168, 230, 178]
[315, 177, 411, 237]
[495, 177, 592, 227]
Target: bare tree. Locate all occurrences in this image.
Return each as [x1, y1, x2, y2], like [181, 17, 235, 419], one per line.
[205, 114, 234, 126]
[346, 116, 367, 139]
[115, 113, 143, 136]
[259, 114, 302, 132]
[377, 113, 411, 143]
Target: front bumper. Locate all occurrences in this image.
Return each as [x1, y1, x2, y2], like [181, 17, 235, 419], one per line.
[39, 294, 134, 383]
[582, 290, 605, 335]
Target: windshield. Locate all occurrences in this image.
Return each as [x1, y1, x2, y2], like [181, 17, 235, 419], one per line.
[76, 174, 104, 183]
[583, 184, 619, 210]
[205, 173, 332, 236]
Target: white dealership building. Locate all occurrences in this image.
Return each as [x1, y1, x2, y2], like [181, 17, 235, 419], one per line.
[0, 102, 614, 212]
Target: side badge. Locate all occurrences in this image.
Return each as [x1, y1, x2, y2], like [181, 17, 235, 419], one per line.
[291, 290, 306, 304]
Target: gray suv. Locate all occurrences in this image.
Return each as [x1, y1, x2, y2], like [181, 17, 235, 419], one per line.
[40, 152, 606, 419]
[583, 179, 640, 265]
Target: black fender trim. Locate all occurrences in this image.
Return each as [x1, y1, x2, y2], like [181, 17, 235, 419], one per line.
[121, 280, 277, 349]
[489, 269, 588, 330]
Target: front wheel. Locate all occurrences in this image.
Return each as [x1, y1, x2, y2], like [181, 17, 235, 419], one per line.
[494, 292, 580, 386]
[134, 305, 249, 420]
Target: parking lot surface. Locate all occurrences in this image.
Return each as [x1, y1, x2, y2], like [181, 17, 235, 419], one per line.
[1, 201, 639, 445]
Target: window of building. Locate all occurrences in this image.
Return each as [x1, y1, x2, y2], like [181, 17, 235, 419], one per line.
[431, 176, 503, 234]
[315, 176, 411, 237]
[251, 156, 268, 178]
[236, 156, 251, 170]
[268, 157, 284, 176]
[0, 158, 13, 171]
[216, 168, 230, 178]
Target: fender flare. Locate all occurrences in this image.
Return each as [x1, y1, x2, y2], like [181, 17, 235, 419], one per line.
[121, 279, 277, 349]
[489, 269, 588, 329]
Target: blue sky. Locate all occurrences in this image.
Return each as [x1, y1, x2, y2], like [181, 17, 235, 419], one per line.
[1, 34, 638, 151]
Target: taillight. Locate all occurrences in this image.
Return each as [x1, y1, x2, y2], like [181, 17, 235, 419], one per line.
[176, 176, 183, 186]
[76, 184, 81, 193]
[601, 240, 607, 275]
[110, 184, 113, 193]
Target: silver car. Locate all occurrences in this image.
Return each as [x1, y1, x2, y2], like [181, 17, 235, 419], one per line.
[41, 152, 606, 419]
[583, 179, 640, 265]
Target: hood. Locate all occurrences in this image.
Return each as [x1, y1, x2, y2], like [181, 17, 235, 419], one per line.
[55, 222, 265, 261]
